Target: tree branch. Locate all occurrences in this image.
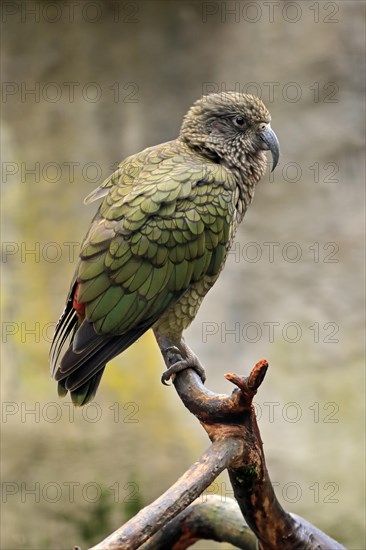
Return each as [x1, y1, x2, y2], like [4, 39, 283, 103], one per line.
[157, 336, 346, 550]
[88, 440, 241, 550]
[140, 495, 257, 550]
[86, 339, 346, 550]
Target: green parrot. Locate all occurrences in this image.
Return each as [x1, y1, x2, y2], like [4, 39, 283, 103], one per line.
[50, 92, 279, 406]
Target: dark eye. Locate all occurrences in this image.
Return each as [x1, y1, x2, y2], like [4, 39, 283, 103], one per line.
[233, 116, 246, 128]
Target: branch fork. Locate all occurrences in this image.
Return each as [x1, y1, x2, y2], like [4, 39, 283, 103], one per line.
[87, 353, 346, 550]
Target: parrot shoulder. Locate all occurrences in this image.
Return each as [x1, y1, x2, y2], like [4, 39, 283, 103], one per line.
[83, 141, 178, 205]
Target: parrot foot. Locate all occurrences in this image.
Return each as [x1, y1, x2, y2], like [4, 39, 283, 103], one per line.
[161, 346, 206, 386]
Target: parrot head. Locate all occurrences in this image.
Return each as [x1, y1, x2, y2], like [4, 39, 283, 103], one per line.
[180, 92, 279, 172]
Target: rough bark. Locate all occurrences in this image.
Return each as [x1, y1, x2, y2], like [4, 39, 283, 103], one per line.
[140, 495, 257, 550]
[87, 351, 346, 550]
[88, 440, 241, 549]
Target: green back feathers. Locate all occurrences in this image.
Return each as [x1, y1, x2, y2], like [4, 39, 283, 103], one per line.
[77, 141, 236, 336]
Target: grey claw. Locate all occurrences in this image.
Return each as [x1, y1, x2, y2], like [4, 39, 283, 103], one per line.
[161, 371, 172, 385]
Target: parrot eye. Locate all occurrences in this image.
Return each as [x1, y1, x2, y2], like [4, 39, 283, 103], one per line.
[233, 116, 246, 129]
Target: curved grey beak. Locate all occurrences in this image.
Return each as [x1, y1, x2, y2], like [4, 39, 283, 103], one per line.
[258, 127, 280, 172]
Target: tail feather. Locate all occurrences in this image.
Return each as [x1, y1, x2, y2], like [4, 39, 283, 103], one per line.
[63, 327, 146, 391]
[52, 312, 157, 406]
[55, 323, 109, 378]
[51, 281, 161, 406]
[50, 281, 78, 376]
[58, 368, 105, 406]
[56, 323, 149, 406]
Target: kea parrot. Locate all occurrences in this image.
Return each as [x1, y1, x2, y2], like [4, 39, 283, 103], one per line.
[50, 92, 280, 406]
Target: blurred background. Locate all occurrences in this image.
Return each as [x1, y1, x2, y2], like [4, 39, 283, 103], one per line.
[1, 1, 365, 548]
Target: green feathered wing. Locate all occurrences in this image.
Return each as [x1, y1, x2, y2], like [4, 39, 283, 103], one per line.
[51, 145, 236, 405]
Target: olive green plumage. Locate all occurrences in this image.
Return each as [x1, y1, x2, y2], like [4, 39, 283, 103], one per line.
[78, 143, 236, 334]
[50, 92, 279, 405]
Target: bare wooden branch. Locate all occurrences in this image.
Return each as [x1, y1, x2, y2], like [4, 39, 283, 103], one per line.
[157, 340, 346, 550]
[84, 342, 346, 550]
[140, 495, 257, 550]
[227, 424, 345, 550]
[88, 440, 242, 550]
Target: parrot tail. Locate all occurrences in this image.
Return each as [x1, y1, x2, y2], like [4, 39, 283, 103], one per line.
[50, 282, 152, 406]
[55, 321, 149, 406]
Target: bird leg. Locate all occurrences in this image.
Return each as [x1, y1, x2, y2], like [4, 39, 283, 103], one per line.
[153, 330, 206, 386]
[162, 343, 206, 386]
